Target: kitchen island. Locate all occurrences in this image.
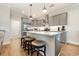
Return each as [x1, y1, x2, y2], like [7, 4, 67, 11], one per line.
[26, 31, 61, 56]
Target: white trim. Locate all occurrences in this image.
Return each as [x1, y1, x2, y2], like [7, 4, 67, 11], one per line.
[66, 41, 79, 45]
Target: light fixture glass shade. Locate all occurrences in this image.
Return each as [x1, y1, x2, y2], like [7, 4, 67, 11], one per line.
[42, 4, 47, 13]
[42, 9, 47, 12]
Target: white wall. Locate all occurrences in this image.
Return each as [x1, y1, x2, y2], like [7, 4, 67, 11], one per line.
[10, 10, 24, 39]
[10, 10, 27, 39]
[49, 4, 79, 45]
[66, 5, 79, 45]
[0, 5, 26, 44]
[0, 5, 11, 42]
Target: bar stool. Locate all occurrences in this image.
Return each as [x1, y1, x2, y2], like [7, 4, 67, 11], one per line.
[31, 40, 46, 56]
[21, 36, 26, 49]
[24, 36, 36, 55]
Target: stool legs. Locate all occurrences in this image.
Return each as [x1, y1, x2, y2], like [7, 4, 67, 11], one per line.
[21, 38, 26, 49]
[31, 45, 46, 56]
[21, 38, 24, 48]
[37, 48, 39, 56]
[27, 42, 30, 55]
[21, 38, 22, 47]
[31, 44, 33, 56]
[44, 45, 46, 56]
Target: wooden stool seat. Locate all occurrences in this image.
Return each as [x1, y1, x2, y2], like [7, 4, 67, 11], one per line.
[25, 37, 34, 41]
[32, 40, 46, 47]
[31, 40, 46, 56]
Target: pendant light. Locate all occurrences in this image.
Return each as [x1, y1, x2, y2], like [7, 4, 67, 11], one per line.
[42, 3, 47, 13]
[29, 4, 33, 19]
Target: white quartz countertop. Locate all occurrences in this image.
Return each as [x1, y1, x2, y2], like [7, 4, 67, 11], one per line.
[25, 31, 61, 36]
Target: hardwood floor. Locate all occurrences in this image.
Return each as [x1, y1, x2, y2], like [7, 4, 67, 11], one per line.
[1, 39, 41, 56]
[1, 39, 27, 56]
[0, 39, 79, 56]
[60, 43, 79, 56]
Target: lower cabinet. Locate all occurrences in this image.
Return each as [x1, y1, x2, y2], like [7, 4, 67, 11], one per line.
[59, 13, 67, 25]
[60, 32, 67, 43]
[55, 34, 61, 56]
[53, 15, 60, 26]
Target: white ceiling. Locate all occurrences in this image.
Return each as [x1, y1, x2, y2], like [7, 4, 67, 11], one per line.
[0, 3, 73, 18]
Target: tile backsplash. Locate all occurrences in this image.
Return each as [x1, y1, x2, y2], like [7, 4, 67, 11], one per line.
[27, 25, 67, 31]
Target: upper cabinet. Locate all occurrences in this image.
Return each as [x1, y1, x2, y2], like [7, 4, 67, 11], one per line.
[49, 16, 53, 26]
[53, 15, 60, 26]
[49, 12, 67, 26]
[31, 12, 67, 27]
[31, 20, 34, 27]
[59, 13, 67, 25]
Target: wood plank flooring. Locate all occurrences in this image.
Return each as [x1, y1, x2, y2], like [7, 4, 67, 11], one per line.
[0, 39, 40, 56]
[60, 43, 79, 56]
[1, 39, 26, 56]
[0, 39, 79, 56]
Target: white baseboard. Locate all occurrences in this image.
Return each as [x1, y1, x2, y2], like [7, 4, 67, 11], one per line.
[66, 41, 79, 45]
[3, 36, 21, 45]
[3, 40, 11, 45]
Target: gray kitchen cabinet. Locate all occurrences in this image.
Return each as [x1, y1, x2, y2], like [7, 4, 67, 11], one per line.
[39, 20, 42, 26]
[60, 32, 67, 43]
[55, 34, 61, 56]
[21, 18, 32, 36]
[59, 13, 67, 25]
[32, 12, 67, 27]
[53, 15, 60, 26]
[31, 20, 35, 27]
[37, 20, 39, 27]
[49, 15, 60, 26]
[49, 12, 67, 26]
[39, 20, 44, 27]
[31, 20, 34, 26]
[49, 16, 53, 26]
[35, 20, 38, 27]
[36, 20, 39, 27]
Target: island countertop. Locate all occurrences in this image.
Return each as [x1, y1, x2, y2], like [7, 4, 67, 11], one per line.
[24, 31, 62, 36]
